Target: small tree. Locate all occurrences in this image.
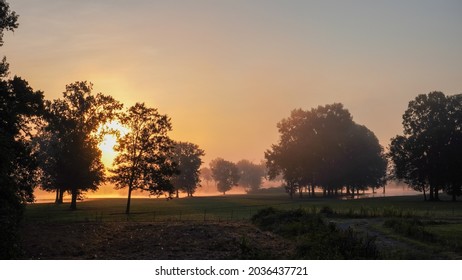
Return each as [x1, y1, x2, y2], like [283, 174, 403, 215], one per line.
[170, 141, 205, 197]
[110, 103, 176, 214]
[200, 167, 213, 187]
[236, 159, 266, 193]
[34, 129, 66, 203]
[210, 158, 240, 195]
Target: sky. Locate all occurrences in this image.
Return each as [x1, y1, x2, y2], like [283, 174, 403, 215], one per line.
[3, 0, 462, 168]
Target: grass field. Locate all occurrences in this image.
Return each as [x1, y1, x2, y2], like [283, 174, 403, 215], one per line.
[25, 193, 462, 223]
[22, 193, 462, 259]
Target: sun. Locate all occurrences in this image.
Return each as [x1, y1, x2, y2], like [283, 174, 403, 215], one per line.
[99, 133, 118, 167]
[97, 120, 129, 168]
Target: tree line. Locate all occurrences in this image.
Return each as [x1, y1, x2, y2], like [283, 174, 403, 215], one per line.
[265, 96, 462, 201]
[200, 159, 267, 195]
[2, 0, 462, 259]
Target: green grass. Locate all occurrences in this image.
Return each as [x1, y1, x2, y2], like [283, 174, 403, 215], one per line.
[24, 193, 462, 223]
[23, 193, 462, 259]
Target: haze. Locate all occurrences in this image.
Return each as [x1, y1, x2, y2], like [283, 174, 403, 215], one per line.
[4, 1, 461, 167]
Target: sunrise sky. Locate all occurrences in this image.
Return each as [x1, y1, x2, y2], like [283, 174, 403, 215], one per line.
[3, 0, 462, 167]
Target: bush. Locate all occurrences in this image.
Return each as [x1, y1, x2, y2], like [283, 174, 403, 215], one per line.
[251, 207, 380, 259]
[319, 206, 334, 216]
[383, 218, 436, 243]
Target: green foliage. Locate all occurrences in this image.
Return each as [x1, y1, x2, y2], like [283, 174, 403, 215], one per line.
[251, 207, 380, 259]
[384, 218, 436, 243]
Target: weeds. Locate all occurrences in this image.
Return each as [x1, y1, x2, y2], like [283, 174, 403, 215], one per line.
[251, 207, 380, 259]
[383, 218, 436, 243]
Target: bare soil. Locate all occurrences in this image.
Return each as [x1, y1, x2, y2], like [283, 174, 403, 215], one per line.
[19, 221, 295, 260]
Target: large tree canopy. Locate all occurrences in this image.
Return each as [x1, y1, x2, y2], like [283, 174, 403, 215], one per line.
[0, 77, 43, 259]
[266, 103, 386, 198]
[110, 103, 176, 214]
[44, 81, 122, 210]
[389, 92, 462, 201]
[0, 1, 45, 258]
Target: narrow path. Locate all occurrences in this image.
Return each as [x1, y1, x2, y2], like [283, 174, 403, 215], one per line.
[330, 218, 442, 259]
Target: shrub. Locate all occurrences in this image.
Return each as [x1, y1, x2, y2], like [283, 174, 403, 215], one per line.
[383, 218, 436, 243]
[251, 207, 380, 259]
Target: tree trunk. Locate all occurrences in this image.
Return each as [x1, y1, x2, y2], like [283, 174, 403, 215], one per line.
[176, 190, 179, 198]
[54, 188, 59, 204]
[311, 185, 315, 197]
[125, 186, 132, 214]
[434, 188, 439, 200]
[429, 185, 434, 201]
[422, 187, 427, 201]
[70, 188, 77, 210]
[58, 187, 64, 204]
[288, 186, 294, 199]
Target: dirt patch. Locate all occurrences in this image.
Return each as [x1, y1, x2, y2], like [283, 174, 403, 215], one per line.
[19, 221, 294, 260]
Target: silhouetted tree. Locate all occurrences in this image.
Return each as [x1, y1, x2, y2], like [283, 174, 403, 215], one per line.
[236, 160, 266, 193]
[34, 129, 66, 203]
[344, 124, 387, 196]
[389, 135, 429, 200]
[210, 158, 239, 195]
[389, 92, 462, 201]
[266, 104, 386, 198]
[200, 167, 213, 187]
[0, 77, 44, 258]
[45, 81, 122, 210]
[110, 103, 176, 214]
[170, 141, 205, 197]
[445, 94, 462, 200]
[0, 1, 45, 258]
[0, 0, 18, 47]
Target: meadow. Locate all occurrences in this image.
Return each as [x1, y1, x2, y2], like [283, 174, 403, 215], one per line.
[25, 192, 462, 222]
[22, 192, 462, 259]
